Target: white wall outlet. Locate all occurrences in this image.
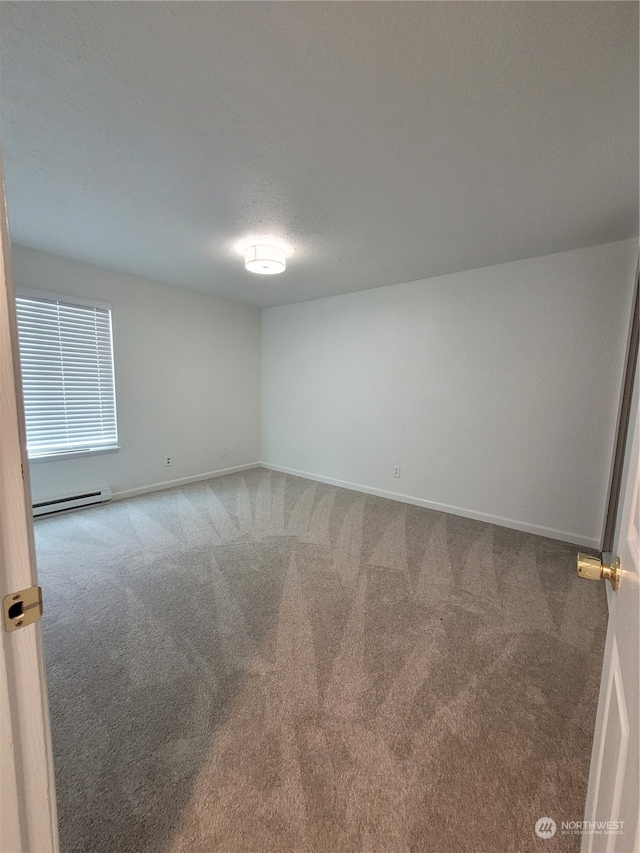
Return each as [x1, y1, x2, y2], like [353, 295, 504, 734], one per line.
[165, 456, 172, 467]
[393, 465, 401, 478]
[221, 446, 227, 457]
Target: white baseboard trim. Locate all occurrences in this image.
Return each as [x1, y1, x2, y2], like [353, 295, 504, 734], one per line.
[112, 463, 261, 501]
[260, 462, 407, 502]
[260, 462, 599, 549]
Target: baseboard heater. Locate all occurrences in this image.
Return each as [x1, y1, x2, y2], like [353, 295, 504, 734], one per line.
[33, 487, 112, 517]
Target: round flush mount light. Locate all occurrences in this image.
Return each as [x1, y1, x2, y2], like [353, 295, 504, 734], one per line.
[235, 235, 293, 275]
[244, 243, 286, 275]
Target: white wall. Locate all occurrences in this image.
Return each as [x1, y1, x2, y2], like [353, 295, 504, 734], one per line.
[261, 239, 638, 548]
[14, 239, 637, 547]
[12, 246, 261, 503]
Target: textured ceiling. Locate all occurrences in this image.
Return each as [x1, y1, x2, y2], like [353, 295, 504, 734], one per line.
[0, 2, 637, 308]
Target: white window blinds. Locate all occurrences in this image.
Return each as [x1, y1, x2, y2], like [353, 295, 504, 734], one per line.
[16, 292, 119, 459]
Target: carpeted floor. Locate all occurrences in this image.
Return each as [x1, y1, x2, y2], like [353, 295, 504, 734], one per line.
[34, 468, 608, 853]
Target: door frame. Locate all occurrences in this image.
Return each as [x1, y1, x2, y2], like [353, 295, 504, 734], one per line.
[602, 258, 639, 555]
[0, 156, 59, 853]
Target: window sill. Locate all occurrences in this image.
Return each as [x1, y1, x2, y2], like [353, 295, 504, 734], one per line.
[28, 446, 121, 464]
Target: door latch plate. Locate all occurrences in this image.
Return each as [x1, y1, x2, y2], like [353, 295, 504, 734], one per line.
[3, 586, 43, 632]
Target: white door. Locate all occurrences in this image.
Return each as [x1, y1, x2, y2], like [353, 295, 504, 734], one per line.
[582, 369, 639, 853]
[0, 160, 59, 852]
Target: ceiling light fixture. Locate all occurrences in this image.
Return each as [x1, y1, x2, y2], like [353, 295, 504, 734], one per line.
[244, 243, 286, 275]
[235, 235, 293, 275]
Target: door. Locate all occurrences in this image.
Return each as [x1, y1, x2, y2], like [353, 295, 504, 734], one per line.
[0, 157, 59, 852]
[581, 370, 639, 850]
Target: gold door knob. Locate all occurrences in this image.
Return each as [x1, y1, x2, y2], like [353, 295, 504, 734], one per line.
[577, 554, 621, 591]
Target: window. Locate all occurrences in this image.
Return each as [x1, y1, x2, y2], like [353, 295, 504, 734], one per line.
[15, 290, 119, 460]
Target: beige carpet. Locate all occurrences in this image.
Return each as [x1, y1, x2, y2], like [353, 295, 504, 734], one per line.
[34, 468, 608, 853]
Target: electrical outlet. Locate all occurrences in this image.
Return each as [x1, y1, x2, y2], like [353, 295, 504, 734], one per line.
[165, 456, 172, 467]
[221, 447, 227, 457]
[393, 465, 401, 478]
